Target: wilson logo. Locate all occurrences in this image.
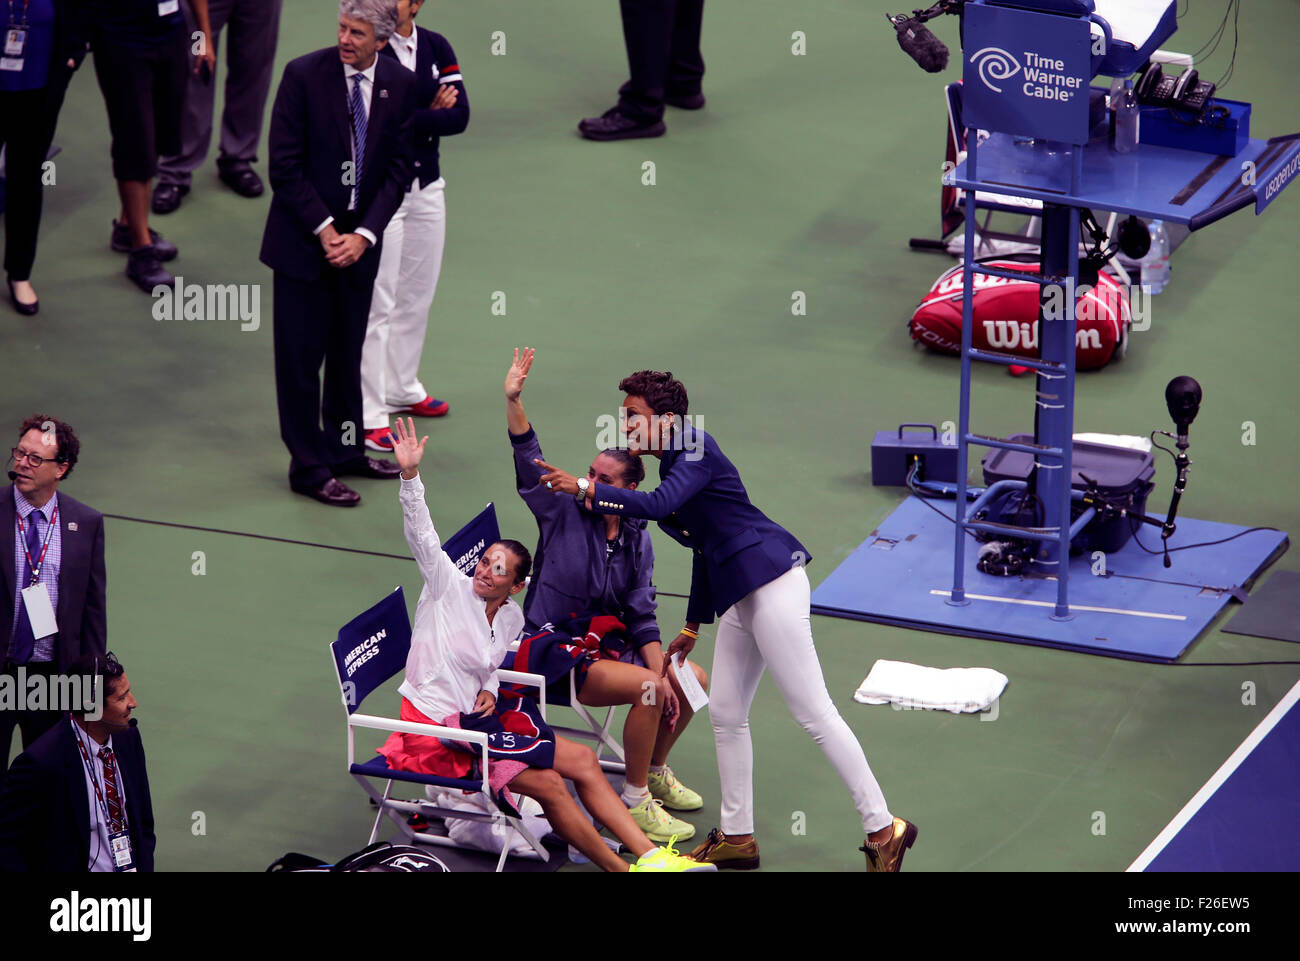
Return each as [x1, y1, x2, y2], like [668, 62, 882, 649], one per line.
[982, 320, 1101, 351]
[969, 47, 1021, 93]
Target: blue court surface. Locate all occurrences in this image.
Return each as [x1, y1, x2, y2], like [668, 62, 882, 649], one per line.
[1129, 680, 1300, 872]
[810, 496, 1288, 662]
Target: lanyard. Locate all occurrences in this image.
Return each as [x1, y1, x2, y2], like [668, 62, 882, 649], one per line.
[74, 723, 128, 833]
[7, 1, 31, 27]
[15, 503, 57, 585]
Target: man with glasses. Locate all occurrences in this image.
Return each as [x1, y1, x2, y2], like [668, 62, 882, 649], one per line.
[2, 415, 106, 783]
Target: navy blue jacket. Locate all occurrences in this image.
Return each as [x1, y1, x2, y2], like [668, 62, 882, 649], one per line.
[258, 47, 416, 282]
[0, 718, 155, 872]
[590, 426, 810, 625]
[511, 428, 659, 647]
[379, 25, 468, 187]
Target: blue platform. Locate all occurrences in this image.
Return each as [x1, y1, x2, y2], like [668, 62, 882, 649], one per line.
[1130, 680, 1300, 872]
[810, 496, 1288, 662]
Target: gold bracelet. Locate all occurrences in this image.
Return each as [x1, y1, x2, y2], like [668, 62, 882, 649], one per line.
[680, 628, 699, 639]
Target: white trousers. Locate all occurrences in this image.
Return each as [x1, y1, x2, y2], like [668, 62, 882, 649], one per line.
[361, 177, 447, 429]
[710, 565, 894, 836]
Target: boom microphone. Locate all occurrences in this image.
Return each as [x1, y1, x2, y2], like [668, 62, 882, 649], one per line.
[890, 15, 949, 73]
[7, 472, 15, 481]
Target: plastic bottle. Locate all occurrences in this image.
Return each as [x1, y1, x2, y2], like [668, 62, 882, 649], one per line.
[1115, 79, 1139, 154]
[1141, 220, 1171, 294]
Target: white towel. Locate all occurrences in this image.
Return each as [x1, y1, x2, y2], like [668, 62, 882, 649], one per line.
[854, 659, 1008, 714]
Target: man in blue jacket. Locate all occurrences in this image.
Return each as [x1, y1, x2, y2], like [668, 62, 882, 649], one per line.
[536, 369, 918, 871]
[506, 349, 708, 845]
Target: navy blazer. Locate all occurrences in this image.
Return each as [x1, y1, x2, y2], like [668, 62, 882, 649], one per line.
[0, 485, 106, 672]
[0, 718, 155, 872]
[590, 426, 810, 624]
[258, 47, 417, 282]
[379, 25, 468, 188]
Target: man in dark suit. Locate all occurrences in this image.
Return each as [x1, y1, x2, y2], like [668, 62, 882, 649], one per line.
[259, 1, 417, 506]
[0, 652, 155, 872]
[2, 415, 106, 781]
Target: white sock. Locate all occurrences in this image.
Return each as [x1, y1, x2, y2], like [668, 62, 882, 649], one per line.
[649, 764, 666, 775]
[622, 783, 651, 807]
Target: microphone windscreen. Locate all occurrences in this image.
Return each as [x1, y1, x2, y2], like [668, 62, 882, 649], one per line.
[7, 472, 16, 481]
[894, 18, 949, 73]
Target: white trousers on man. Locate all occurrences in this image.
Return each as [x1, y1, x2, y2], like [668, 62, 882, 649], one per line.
[710, 565, 894, 836]
[361, 177, 447, 429]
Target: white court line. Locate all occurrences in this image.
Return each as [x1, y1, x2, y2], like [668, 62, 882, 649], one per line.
[928, 589, 1187, 621]
[1127, 678, 1300, 872]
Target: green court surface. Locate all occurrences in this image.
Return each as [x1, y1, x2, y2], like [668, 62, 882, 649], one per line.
[3, 0, 1298, 872]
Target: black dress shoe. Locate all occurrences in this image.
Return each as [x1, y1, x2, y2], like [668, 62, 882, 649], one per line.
[111, 220, 178, 261]
[151, 182, 189, 214]
[7, 278, 39, 316]
[578, 108, 666, 142]
[217, 164, 264, 198]
[125, 247, 174, 292]
[665, 92, 706, 110]
[292, 477, 362, 507]
[339, 457, 403, 480]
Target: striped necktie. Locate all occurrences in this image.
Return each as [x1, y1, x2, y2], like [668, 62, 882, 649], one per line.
[98, 746, 125, 833]
[349, 74, 367, 207]
[9, 509, 45, 664]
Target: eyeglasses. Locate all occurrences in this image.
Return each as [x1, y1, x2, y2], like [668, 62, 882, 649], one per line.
[10, 447, 59, 468]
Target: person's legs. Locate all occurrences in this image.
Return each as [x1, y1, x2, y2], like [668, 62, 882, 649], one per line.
[576, 659, 662, 789]
[384, 178, 445, 409]
[666, 0, 705, 98]
[651, 658, 708, 766]
[1, 90, 49, 289]
[325, 254, 381, 473]
[615, 0, 678, 123]
[708, 603, 767, 837]
[273, 272, 335, 488]
[217, 0, 283, 166]
[551, 736, 658, 858]
[508, 765, 630, 872]
[157, 0, 229, 187]
[746, 567, 894, 837]
[360, 198, 407, 431]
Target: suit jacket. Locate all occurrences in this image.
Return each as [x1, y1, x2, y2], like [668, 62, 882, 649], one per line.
[0, 718, 155, 872]
[379, 25, 468, 188]
[1, 485, 106, 672]
[258, 47, 417, 282]
[590, 426, 810, 624]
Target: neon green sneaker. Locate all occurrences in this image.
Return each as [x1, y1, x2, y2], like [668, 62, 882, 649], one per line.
[630, 836, 718, 872]
[647, 765, 703, 811]
[627, 796, 696, 842]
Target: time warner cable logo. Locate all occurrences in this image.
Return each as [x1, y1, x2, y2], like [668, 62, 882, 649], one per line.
[969, 46, 1021, 92]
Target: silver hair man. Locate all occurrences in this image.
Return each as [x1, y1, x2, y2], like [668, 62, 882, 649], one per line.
[339, 0, 398, 43]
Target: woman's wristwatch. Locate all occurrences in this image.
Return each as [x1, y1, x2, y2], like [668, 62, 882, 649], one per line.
[576, 477, 590, 501]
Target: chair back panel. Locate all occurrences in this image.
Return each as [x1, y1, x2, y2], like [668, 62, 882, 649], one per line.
[332, 587, 412, 714]
[442, 503, 501, 576]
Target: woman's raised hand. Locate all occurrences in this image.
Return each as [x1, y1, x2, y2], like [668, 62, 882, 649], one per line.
[392, 417, 428, 478]
[505, 347, 535, 402]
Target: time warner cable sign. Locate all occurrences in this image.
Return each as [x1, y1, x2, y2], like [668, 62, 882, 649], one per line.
[962, 2, 1092, 145]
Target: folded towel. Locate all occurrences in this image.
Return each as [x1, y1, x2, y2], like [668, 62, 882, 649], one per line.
[854, 659, 1008, 714]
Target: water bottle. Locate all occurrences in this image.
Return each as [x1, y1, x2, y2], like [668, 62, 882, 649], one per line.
[1114, 79, 1139, 153]
[1141, 220, 1171, 294]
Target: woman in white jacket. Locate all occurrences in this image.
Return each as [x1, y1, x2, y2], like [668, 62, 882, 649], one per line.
[378, 417, 711, 872]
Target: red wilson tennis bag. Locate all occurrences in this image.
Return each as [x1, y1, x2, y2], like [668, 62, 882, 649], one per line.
[909, 260, 1131, 369]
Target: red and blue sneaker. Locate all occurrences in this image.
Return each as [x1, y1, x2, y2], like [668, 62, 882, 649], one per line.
[398, 396, 449, 418]
[364, 427, 396, 452]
